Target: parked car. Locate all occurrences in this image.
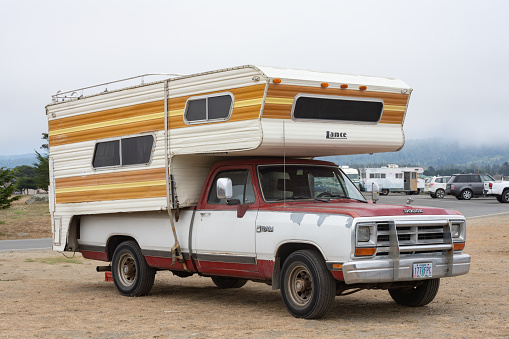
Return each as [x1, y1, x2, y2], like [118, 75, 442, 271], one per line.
[446, 173, 495, 200]
[424, 176, 451, 198]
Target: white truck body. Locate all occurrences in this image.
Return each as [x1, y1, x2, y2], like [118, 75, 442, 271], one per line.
[483, 180, 509, 203]
[46, 65, 470, 319]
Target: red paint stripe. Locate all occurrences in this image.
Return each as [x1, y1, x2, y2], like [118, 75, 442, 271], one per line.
[145, 256, 196, 272]
[81, 250, 108, 262]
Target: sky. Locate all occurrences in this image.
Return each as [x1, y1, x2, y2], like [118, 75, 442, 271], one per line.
[1, 0, 508, 155]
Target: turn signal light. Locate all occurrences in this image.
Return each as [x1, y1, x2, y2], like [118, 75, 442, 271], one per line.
[321, 82, 329, 88]
[454, 243, 465, 251]
[359, 85, 367, 90]
[340, 84, 348, 89]
[332, 264, 343, 269]
[273, 78, 281, 84]
[355, 247, 376, 256]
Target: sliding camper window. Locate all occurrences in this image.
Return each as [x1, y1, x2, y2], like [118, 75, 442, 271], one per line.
[184, 92, 234, 124]
[292, 94, 383, 123]
[92, 135, 154, 168]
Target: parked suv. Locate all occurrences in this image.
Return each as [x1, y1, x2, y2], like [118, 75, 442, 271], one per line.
[425, 176, 451, 198]
[446, 173, 495, 200]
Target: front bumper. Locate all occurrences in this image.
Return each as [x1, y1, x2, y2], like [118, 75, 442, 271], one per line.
[341, 253, 470, 284]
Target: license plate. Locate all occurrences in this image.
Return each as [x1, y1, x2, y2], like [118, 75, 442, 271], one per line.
[413, 263, 432, 278]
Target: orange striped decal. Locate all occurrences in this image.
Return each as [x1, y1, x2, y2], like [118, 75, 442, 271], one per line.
[48, 85, 267, 147]
[262, 84, 409, 124]
[54, 168, 166, 204]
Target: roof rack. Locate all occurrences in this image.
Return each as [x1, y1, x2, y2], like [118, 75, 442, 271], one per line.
[51, 73, 181, 103]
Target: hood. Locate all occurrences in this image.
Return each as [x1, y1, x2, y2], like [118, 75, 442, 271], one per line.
[260, 200, 460, 218]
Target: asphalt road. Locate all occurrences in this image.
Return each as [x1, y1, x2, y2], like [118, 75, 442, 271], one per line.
[1, 195, 507, 251]
[373, 193, 509, 219]
[0, 238, 52, 252]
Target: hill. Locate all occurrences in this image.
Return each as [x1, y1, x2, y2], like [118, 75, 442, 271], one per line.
[0, 154, 37, 168]
[319, 139, 509, 170]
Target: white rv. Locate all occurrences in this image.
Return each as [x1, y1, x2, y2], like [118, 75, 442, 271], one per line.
[340, 166, 360, 188]
[46, 66, 469, 319]
[359, 164, 425, 195]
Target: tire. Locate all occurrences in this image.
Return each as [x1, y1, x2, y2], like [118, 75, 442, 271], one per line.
[499, 190, 509, 203]
[455, 195, 463, 200]
[382, 189, 389, 196]
[280, 250, 336, 319]
[461, 189, 473, 200]
[430, 193, 437, 199]
[112, 240, 155, 297]
[211, 276, 247, 289]
[389, 278, 440, 307]
[435, 189, 445, 199]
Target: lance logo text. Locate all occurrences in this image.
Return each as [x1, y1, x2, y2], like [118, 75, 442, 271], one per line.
[326, 131, 347, 139]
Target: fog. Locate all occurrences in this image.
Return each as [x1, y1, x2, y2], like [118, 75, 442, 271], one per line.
[1, 0, 508, 154]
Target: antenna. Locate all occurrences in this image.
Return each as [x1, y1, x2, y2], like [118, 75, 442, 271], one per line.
[283, 121, 286, 208]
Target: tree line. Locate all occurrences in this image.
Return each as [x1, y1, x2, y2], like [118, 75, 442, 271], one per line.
[0, 133, 49, 209]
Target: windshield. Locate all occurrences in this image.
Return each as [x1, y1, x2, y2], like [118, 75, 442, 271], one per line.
[258, 164, 366, 202]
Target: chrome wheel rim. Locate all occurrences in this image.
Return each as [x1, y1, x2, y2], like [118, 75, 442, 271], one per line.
[436, 190, 444, 198]
[287, 265, 313, 306]
[463, 190, 472, 199]
[117, 253, 136, 287]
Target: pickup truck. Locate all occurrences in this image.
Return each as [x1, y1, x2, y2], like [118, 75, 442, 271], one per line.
[80, 158, 470, 319]
[484, 180, 509, 203]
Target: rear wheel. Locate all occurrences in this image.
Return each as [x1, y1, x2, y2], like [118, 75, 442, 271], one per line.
[280, 250, 336, 319]
[430, 193, 437, 199]
[435, 189, 445, 199]
[211, 276, 247, 289]
[389, 278, 440, 307]
[112, 240, 155, 297]
[381, 189, 389, 195]
[461, 189, 473, 200]
[500, 190, 509, 203]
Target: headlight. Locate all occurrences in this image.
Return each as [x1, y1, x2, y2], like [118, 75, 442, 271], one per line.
[451, 224, 460, 238]
[357, 226, 371, 242]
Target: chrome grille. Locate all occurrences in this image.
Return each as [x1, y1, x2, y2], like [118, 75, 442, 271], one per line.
[374, 220, 463, 256]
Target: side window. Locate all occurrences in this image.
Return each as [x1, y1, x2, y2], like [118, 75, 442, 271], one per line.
[412, 173, 417, 179]
[456, 176, 467, 183]
[469, 175, 481, 182]
[185, 93, 234, 124]
[381, 173, 386, 178]
[481, 175, 494, 182]
[93, 135, 154, 168]
[292, 94, 383, 123]
[207, 170, 256, 205]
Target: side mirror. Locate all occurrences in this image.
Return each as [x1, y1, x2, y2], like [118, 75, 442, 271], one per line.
[371, 182, 380, 204]
[217, 178, 233, 200]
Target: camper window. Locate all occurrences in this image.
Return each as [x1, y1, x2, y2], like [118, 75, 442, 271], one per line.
[292, 94, 383, 123]
[92, 135, 154, 168]
[185, 92, 234, 124]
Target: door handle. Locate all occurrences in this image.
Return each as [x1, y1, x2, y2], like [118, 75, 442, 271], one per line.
[200, 212, 211, 217]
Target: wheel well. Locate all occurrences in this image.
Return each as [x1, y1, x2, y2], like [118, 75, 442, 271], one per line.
[106, 235, 137, 261]
[271, 243, 325, 290]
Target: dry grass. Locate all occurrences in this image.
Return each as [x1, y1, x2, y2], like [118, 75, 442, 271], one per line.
[0, 196, 51, 240]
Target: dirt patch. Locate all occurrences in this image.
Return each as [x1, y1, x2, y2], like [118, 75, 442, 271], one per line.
[0, 196, 51, 240]
[0, 215, 508, 338]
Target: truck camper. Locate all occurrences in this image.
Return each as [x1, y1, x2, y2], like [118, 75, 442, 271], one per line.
[47, 65, 469, 319]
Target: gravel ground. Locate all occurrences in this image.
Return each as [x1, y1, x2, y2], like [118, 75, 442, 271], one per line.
[0, 215, 508, 338]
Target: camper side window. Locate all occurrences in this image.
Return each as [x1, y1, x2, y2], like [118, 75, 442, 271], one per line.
[185, 93, 234, 124]
[92, 135, 154, 168]
[292, 94, 383, 123]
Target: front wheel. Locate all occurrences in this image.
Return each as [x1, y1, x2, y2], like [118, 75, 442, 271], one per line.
[435, 189, 445, 199]
[280, 250, 336, 319]
[112, 240, 155, 297]
[389, 278, 440, 307]
[211, 276, 247, 289]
